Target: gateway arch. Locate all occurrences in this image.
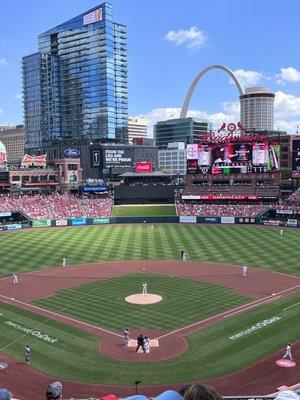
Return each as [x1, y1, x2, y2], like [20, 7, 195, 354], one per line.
[180, 64, 244, 118]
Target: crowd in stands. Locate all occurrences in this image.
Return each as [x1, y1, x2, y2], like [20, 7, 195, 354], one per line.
[177, 202, 268, 217]
[182, 184, 279, 197]
[286, 187, 300, 205]
[1, 382, 298, 400]
[0, 193, 113, 220]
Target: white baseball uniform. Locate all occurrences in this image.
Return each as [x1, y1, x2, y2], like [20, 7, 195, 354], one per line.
[242, 266, 248, 278]
[142, 283, 148, 295]
[283, 344, 292, 360]
[12, 274, 18, 284]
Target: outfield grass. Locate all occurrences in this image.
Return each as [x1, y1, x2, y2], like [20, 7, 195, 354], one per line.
[112, 205, 176, 216]
[33, 273, 251, 331]
[0, 224, 299, 277]
[0, 293, 299, 385]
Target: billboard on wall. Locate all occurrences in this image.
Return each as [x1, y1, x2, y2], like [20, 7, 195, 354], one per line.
[55, 219, 68, 226]
[292, 139, 300, 172]
[83, 8, 102, 25]
[32, 220, 51, 228]
[186, 139, 280, 174]
[135, 162, 153, 173]
[22, 154, 47, 168]
[93, 217, 110, 224]
[71, 217, 86, 226]
[103, 147, 134, 168]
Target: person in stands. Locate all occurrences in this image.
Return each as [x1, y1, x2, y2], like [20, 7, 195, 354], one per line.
[179, 384, 222, 400]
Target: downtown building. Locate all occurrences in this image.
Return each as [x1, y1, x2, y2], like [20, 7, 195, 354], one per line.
[22, 3, 128, 152]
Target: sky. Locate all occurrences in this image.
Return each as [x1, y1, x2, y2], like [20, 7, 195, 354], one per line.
[0, 0, 300, 135]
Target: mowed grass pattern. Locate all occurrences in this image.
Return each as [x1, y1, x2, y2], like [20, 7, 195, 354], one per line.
[0, 224, 299, 277]
[0, 293, 299, 384]
[112, 205, 176, 216]
[33, 273, 251, 331]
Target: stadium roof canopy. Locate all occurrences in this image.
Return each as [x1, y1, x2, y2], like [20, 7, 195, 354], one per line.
[119, 171, 171, 177]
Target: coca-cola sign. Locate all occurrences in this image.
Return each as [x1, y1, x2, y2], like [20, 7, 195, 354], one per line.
[135, 162, 153, 173]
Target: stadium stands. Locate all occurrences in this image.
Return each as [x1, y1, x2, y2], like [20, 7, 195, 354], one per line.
[182, 184, 279, 198]
[0, 193, 113, 220]
[286, 187, 300, 205]
[177, 202, 268, 217]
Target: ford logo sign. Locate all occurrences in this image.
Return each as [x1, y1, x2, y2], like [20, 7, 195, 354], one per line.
[64, 148, 80, 157]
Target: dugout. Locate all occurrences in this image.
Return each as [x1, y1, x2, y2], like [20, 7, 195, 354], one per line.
[114, 172, 175, 204]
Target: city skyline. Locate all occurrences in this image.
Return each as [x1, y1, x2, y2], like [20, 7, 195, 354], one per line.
[0, 0, 299, 135]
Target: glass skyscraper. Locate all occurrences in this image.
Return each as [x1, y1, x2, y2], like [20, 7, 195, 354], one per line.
[23, 3, 128, 150]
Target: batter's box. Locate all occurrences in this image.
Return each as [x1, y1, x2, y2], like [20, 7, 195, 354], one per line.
[127, 339, 159, 352]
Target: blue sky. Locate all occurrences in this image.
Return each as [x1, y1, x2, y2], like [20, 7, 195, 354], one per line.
[0, 0, 299, 133]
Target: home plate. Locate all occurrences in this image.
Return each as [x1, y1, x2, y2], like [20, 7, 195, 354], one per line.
[276, 359, 296, 368]
[128, 339, 159, 352]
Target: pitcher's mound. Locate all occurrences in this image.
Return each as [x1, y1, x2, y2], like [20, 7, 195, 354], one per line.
[125, 294, 162, 304]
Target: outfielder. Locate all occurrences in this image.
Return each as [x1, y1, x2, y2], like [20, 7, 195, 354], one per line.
[61, 258, 66, 268]
[242, 265, 248, 278]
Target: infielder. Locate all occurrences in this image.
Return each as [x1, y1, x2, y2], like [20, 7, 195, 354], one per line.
[61, 258, 66, 268]
[12, 273, 18, 285]
[242, 265, 248, 278]
[122, 328, 129, 346]
[283, 343, 293, 360]
[24, 345, 31, 365]
[142, 282, 148, 295]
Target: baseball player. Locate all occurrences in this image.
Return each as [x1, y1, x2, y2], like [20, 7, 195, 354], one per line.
[182, 251, 187, 262]
[142, 282, 148, 295]
[242, 265, 248, 278]
[61, 258, 66, 268]
[283, 343, 293, 360]
[122, 328, 129, 346]
[12, 273, 18, 284]
[24, 345, 31, 365]
[280, 229, 283, 236]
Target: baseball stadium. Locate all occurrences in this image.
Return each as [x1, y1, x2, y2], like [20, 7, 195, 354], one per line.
[0, 129, 300, 400]
[0, 5, 300, 399]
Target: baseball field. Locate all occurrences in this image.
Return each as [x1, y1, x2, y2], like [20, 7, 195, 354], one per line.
[0, 223, 299, 399]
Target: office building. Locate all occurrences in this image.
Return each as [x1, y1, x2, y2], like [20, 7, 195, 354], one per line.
[158, 142, 186, 176]
[154, 117, 211, 148]
[23, 3, 128, 150]
[240, 87, 275, 131]
[127, 117, 147, 144]
[0, 125, 25, 164]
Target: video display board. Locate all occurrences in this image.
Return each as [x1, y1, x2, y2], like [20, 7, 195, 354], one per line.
[187, 140, 280, 174]
[103, 147, 134, 168]
[292, 139, 300, 172]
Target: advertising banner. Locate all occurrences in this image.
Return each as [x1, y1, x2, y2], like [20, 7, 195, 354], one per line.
[287, 219, 298, 227]
[6, 224, 22, 230]
[21, 154, 47, 168]
[103, 147, 134, 168]
[292, 139, 300, 172]
[0, 151, 7, 167]
[221, 217, 235, 224]
[135, 162, 153, 173]
[93, 217, 110, 224]
[204, 217, 219, 223]
[32, 220, 51, 228]
[187, 144, 198, 160]
[182, 195, 260, 200]
[71, 217, 86, 226]
[253, 142, 269, 165]
[179, 216, 197, 223]
[63, 148, 80, 158]
[0, 212, 11, 217]
[83, 186, 108, 192]
[55, 219, 68, 226]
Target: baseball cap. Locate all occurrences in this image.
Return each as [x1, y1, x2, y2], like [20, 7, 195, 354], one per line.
[46, 382, 62, 398]
[0, 389, 12, 400]
[125, 390, 184, 400]
[275, 391, 300, 400]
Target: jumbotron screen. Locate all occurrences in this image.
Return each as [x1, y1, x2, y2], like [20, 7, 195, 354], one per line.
[187, 141, 280, 174]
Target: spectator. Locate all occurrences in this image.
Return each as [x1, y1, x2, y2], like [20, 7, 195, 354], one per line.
[46, 381, 63, 400]
[0, 389, 12, 400]
[179, 384, 222, 400]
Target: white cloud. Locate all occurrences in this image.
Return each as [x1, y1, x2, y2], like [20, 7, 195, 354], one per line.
[164, 26, 207, 51]
[274, 119, 300, 134]
[14, 93, 22, 100]
[232, 69, 264, 88]
[274, 91, 300, 117]
[277, 67, 300, 83]
[0, 58, 9, 66]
